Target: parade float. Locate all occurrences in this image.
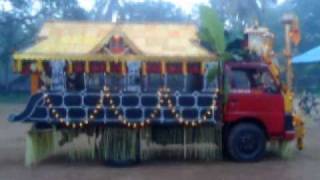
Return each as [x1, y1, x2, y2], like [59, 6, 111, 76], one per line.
[9, 13, 305, 166]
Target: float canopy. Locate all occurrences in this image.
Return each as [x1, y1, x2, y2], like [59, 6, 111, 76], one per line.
[14, 21, 216, 63]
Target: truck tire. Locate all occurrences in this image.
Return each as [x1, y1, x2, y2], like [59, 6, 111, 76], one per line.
[227, 123, 266, 162]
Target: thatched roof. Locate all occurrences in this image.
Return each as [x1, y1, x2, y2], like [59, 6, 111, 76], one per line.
[14, 21, 215, 62]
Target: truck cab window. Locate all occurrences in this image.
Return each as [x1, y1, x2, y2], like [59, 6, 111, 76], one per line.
[260, 72, 278, 93]
[230, 69, 278, 93]
[230, 70, 251, 90]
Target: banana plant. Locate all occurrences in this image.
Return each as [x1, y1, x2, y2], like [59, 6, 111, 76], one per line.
[199, 5, 243, 104]
[199, 5, 246, 82]
[199, 5, 226, 56]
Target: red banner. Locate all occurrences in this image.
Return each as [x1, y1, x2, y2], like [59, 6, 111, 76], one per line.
[90, 61, 106, 73]
[187, 63, 201, 74]
[146, 62, 161, 74]
[110, 62, 124, 73]
[166, 63, 182, 74]
[73, 62, 85, 73]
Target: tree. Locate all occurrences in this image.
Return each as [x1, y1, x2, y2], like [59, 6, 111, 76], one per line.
[210, 0, 277, 30]
[293, 0, 320, 51]
[91, 0, 122, 21]
[0, 0, 39, 90]
[0, 0, 88, 91]
[119, 1, 187, 22]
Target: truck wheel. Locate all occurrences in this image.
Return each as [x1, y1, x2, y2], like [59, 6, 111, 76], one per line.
[227, 123, 266, 162]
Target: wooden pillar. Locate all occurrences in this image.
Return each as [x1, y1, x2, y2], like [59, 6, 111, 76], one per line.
[142, 62, 147, 92]
[183, 61, 187, 92]
[31, 72, 40, 94]
[161, 61, 167, 87]
[122, 62, 127, 91]
[201, 62, 207, 91]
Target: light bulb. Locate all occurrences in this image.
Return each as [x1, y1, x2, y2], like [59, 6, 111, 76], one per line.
[179, 117, 183, 123]
[140, 122, 145, 127]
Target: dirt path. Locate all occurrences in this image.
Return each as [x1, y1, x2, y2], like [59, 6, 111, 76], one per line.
[0, 104, 319, 180]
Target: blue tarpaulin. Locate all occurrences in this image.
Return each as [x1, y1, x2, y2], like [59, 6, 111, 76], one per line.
[293, 46, 320, 64]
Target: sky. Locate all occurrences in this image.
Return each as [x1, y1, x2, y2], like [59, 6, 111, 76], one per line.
[78, 0, 288, 13]
[0, 0, 288, 13]
[78, 0, 209, 14]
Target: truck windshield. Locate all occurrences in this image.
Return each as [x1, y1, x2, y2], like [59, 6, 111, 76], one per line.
[230, 69, 278, 93]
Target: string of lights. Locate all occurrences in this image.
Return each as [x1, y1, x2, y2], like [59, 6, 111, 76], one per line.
[43, 86, 107, 128]
[158, 87, 218, 127]
[43, 86, 218, 129]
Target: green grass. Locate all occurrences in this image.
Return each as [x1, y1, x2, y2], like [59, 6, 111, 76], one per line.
[0, 92, 29, 104]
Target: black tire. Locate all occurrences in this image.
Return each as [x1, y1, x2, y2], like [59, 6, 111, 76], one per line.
[227, 123, 266, 162]
[222, 126, 231, 160]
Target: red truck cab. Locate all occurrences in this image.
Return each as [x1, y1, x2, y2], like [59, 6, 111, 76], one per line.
[222, 61, 295, 161]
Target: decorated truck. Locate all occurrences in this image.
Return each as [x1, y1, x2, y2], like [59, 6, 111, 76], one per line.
[9, 15, 304, 166]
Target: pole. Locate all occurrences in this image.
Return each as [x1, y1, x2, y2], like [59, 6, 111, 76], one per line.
[284, 23, 293, 91]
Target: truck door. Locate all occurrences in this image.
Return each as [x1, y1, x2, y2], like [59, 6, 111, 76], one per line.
[224, 67, 285, 136]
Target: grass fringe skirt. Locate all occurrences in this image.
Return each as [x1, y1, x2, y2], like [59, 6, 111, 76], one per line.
[25, 125, 223, 166]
